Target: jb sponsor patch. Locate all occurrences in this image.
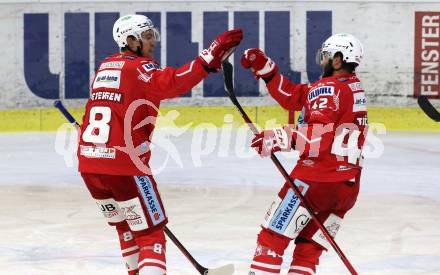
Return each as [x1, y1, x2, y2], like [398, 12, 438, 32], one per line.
[96, 198, 125, 223]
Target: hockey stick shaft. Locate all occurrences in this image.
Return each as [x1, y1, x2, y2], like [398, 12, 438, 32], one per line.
[221, 61, 358, 275]
[53, 100, 211, 274]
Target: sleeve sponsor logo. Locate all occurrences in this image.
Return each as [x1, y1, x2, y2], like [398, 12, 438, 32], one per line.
[308, 86, 334, 101]
[92, 70, 121, 89]
[353, 92, 367, 112]
[98, 61, 125, 70]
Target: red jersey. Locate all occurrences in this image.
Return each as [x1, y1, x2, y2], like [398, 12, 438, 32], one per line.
[78, 53, 208, 175]
[266, 72, 368, 182]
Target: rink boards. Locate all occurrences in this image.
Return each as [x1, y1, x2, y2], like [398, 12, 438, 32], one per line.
[0, 106, 438, 132]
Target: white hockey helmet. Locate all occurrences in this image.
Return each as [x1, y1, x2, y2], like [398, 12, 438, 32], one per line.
[112, 14, 160, 48]
[316, 33, 364, 66]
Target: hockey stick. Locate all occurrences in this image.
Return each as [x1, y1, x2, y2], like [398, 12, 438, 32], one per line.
[417, 95, 440, 122]
[221, 61, 358, 275]
[53, 100, 234, 275]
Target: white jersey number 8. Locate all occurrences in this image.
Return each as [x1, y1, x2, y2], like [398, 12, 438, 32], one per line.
[82, 106, 111, 144]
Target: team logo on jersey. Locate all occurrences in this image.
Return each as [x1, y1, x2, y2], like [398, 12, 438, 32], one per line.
[137, 68, 152, 83]
[308, 86, 334, 101]
[93, 70, 121, 89]
[353, 92, 367, 112]
[98, 61, 125, 70]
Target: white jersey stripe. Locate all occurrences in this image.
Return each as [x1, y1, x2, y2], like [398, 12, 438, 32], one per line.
[121, 245, 139, 254]
[138, 258, 166, 267]
[176, 60, 195, 77]
[251, 261, 282, 269]
[277, 75, 291, 97]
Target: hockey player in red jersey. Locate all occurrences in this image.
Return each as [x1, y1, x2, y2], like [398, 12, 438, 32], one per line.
[78, 14, 242, 275]
[241, 33, 366, 274]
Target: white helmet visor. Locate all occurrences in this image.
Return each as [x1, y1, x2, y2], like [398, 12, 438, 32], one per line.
[140, 27, 161, 42]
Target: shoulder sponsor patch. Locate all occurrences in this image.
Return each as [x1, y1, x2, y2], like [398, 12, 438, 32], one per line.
[93, 70, 121, 89]
[142, 62, 161, 72]
[99, 61, 125, 70]
[353, 92, 367, 112]
[308, 86, 334, 101]
[348, 82, 363, 92]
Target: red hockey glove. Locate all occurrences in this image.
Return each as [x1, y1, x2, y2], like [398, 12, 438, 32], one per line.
[241, 48, 278, 79]
[198, 28, 243, 72]
[251, 126, 294, 157]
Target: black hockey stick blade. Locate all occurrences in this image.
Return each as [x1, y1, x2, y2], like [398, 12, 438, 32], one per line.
[418, 96, 440, 122]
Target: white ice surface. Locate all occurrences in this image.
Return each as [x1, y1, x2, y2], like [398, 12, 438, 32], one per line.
[0, 130, 439, 274]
